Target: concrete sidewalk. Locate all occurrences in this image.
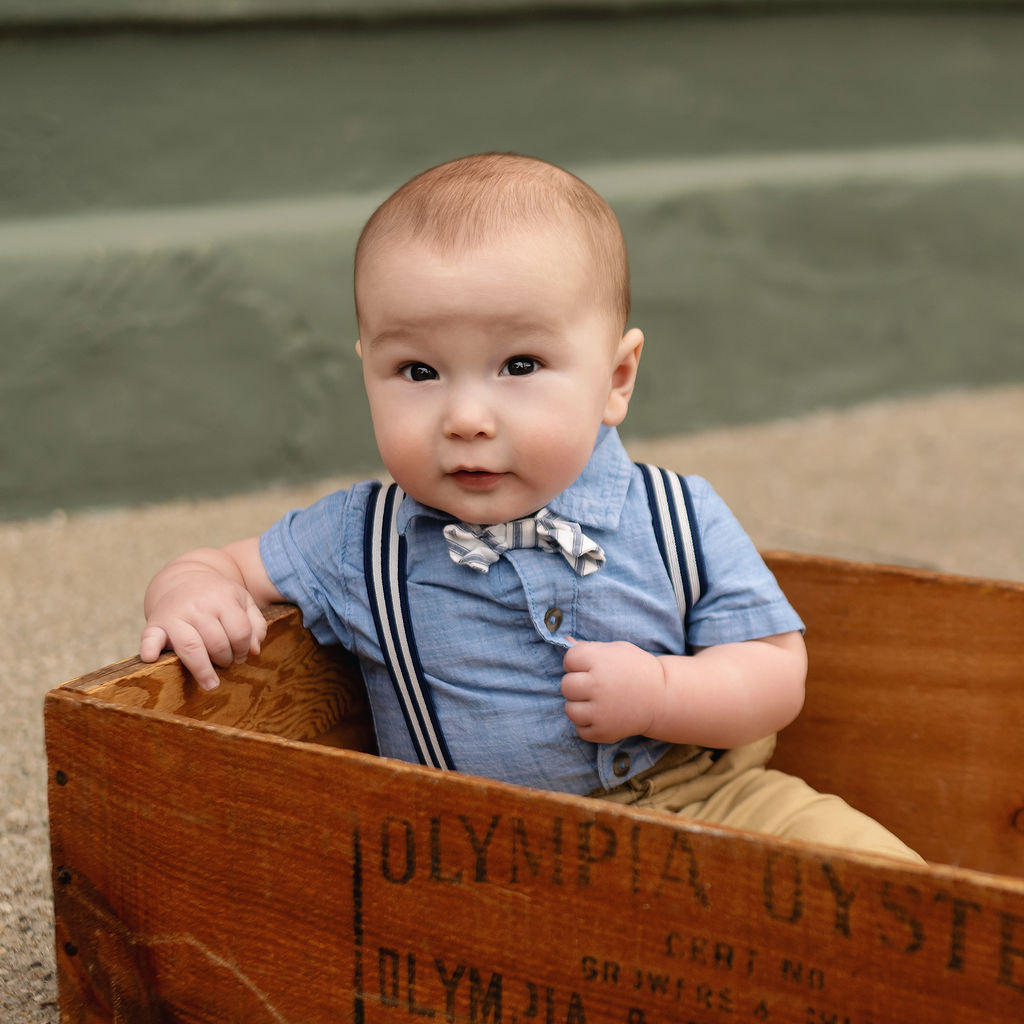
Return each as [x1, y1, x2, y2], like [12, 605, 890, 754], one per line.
[2, 383, 1022, 1020]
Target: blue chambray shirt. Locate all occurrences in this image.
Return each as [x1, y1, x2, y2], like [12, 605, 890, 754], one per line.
[260, 426, 803, 795]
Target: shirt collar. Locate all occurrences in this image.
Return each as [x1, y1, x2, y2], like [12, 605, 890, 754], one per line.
[396, 425, 633, 534]
[545, 425, 632, 530]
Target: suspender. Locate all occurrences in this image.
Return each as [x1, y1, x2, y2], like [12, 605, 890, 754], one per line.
[363, 467, 704, 770]
[636, 463, 707, 627]
[364, 481, 456, 771]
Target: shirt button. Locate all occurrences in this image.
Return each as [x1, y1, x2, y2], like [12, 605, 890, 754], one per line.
[612, 752, 632, 777]
[544, 607, 563, 633]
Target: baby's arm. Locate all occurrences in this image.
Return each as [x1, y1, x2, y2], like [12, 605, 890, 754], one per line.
[561, 632, 806, 748]
[139, 538, 284, 692]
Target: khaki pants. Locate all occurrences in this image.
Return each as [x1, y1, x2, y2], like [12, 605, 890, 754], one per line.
[595, 736, 924, 864]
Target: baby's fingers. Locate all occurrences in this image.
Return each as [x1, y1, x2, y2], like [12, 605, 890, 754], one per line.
[561, 638, 599, 674]
[559, 669, 593, 702]
[245, 598, 268, 657]
[167, 622, 224, 692]
[164, 610, 245, 689]
[562, 696, 593, 729]
[214, 600, 262, 665]
[139, 624, 170, 664]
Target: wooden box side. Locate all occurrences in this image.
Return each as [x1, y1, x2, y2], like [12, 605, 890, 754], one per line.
[64, 603, 377, 754]
[54, 553, 1024, 878]
[45, 690, 1024, 1024]
[766, 553, 1024, 877]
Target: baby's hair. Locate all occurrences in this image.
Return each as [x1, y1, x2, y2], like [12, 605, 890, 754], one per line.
[354, 153, 630, 330]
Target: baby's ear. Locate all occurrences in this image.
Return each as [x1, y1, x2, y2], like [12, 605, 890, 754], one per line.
[603, 328, 644, 426]
[355, 338, 364, 360]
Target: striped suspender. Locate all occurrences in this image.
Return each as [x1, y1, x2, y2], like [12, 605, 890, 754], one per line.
[364, 482, 456, 771]
[364, 468, 705, 769]
[636, 464, 707, 633]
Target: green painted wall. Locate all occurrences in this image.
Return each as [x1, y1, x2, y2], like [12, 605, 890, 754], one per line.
[3, 7, 1024, 518]
[0, 0, 1000, 25]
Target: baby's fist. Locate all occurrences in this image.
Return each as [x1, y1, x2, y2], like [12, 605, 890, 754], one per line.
[560, 639, 666, 744]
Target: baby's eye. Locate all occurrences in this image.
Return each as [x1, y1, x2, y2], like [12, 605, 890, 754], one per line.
[401, 363, 438, 382]
[502, 356, 538, 377]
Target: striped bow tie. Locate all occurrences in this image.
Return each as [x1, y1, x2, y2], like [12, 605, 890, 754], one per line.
[443, 509, 605, 576]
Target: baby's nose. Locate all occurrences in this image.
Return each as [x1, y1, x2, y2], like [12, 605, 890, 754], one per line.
[443, 388, 497, 439]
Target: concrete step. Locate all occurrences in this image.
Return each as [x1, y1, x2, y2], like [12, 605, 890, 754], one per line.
[3, 10, 1024, 517]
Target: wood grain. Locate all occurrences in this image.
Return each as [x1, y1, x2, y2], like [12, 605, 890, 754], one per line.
[45, 553, 1024, 1022]
[67, 603, 376, 753]
[46, 692, 1024, 1023]
[767, 553, 1024, 876]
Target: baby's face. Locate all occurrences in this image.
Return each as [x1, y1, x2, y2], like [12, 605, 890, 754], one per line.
[356, 226, 638, 524]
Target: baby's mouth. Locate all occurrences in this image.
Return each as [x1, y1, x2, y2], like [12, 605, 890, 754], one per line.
[450, 469, 504, 490]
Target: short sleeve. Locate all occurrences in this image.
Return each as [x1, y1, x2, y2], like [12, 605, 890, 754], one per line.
[682, 475, 804, 648]
[259, 483, 373, 650]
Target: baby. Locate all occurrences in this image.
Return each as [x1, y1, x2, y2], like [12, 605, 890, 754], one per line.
[141, 153, 921, 862]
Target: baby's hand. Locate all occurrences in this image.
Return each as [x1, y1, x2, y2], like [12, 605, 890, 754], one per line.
[560, 639, 667, 744]
[139, 570, 267, 692]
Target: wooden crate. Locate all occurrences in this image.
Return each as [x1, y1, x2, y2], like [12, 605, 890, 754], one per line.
[46, 553, 1024, 1023]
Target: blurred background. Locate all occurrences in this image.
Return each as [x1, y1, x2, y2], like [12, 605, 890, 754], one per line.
[3, 0, 1023, 520]
[2, 4, 1023, 1019]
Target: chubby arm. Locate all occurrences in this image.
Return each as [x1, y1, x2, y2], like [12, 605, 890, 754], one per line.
[561, 631, 807, 748]
[139, 538, 284, 691]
